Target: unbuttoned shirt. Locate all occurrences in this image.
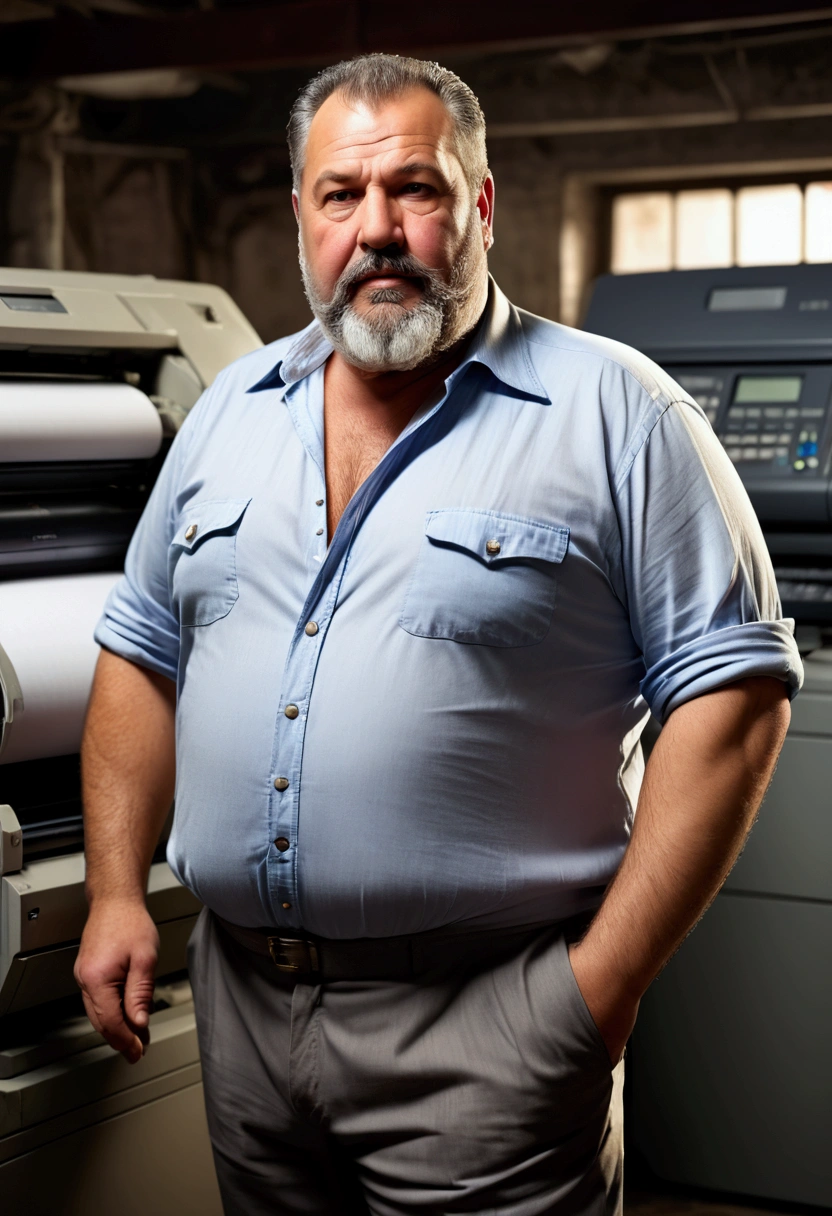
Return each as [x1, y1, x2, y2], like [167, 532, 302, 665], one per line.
[96, 281, 803, 937]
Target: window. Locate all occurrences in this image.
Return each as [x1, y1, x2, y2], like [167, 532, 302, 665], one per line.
[610, 181, 832, 274]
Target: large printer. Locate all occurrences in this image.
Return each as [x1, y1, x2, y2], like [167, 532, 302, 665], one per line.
[584, 264, 832, 1206]
[0, 268, 261, 1214]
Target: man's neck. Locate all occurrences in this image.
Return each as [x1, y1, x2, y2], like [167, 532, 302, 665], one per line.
[324, 333, 473, 430]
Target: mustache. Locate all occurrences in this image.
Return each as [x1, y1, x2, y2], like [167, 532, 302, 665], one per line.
[328, 250, 458, 312]
[343, 251, 427, 290]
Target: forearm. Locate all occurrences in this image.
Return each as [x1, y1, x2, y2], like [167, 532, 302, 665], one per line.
[577, 676, 790, 1003]
[81, 648, 176, 907]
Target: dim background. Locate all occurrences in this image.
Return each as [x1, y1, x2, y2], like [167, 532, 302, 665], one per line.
[2, 7, 831, 1210]
[4, 3, 832, 345]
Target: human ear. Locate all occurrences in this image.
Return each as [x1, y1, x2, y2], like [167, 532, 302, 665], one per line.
[477, 174, 495, 252]
[292, 190, 300, 225]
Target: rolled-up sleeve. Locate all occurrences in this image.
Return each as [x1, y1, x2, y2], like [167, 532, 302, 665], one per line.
[94, 403, 197, 681]
[614, 396, 803, 724]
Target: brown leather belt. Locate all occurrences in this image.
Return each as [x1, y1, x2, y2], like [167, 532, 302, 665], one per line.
[214, 914, 576, 981]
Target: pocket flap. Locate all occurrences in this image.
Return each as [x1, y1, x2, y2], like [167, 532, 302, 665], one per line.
[172, 498, 251, 551]
[424, 509, 569, 564]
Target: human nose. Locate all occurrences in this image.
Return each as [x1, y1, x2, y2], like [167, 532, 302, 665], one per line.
[358, 187, 404, 252]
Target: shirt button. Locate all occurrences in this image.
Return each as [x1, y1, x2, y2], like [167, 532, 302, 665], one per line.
[316, 528, 324, 536]
[284, 704, 299, 719]
[185, 524, 197, 541]
[282, 902, 292, 910]
[485, 539, 501, 555]
[274, 837, 290, 852]
[273, 776, 289, 791]
[304, 621, 319, 637]
[316, 499, 324, 506]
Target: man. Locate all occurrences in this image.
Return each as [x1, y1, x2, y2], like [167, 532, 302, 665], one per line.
[75, 54, 801, 1215]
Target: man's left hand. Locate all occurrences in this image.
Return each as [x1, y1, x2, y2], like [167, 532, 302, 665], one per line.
[568, 941, 640, 1065]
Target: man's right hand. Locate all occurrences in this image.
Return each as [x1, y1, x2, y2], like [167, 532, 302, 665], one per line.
[74, 899, 160, 1064]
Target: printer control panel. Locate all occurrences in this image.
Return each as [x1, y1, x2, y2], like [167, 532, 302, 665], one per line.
[670, 366, 831, 477]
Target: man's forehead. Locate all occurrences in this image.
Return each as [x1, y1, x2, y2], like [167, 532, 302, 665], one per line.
[304, 88, 459, 176]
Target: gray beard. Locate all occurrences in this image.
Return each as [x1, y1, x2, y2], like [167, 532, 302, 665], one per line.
[299, 221, 481, 373]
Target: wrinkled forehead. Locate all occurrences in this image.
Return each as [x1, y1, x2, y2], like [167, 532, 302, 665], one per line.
[302, 87, 463, 185]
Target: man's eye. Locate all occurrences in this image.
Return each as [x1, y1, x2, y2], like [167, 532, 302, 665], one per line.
[329, 191, 354, 203]
[403, 182, 430, 195]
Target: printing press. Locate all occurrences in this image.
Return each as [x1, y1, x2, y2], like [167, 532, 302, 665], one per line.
[585, 264, 832, 1207]
[0, 269, 261, 1214]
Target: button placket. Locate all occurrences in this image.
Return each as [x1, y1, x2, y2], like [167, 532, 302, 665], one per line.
[266, 570, 342, 922]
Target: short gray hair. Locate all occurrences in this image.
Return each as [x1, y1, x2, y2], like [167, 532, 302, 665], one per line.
[288, 53, 488, 194]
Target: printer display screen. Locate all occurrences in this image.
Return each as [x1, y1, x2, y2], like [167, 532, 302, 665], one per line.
[734, 375, 803, 404]
[0, 293, 67, 314]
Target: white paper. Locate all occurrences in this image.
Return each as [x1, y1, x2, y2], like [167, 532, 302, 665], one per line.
[0, 382, 162, 462]
[0, 572, 121, 764]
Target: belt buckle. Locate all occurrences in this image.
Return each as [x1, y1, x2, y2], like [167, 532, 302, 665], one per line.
[267, 935, 320, 975]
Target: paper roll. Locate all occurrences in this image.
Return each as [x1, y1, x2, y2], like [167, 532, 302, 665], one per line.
[0, 572, 121, 765]
[0, 382, 163, 462]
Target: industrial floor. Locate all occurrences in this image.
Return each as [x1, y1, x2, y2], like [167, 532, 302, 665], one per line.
[625, 1166, 825, 1216]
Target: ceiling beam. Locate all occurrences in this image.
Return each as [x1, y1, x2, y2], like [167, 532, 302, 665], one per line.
[6, 1, 832, 80]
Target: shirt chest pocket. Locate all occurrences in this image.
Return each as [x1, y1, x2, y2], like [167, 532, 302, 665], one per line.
[169, 498, 251, 627]
[399, 509, 570, 647]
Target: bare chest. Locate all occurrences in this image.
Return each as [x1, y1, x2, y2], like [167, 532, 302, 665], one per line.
[323, 409, 399, 540]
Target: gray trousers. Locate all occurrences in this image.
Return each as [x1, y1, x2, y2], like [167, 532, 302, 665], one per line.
[188, 909, 624, 1216]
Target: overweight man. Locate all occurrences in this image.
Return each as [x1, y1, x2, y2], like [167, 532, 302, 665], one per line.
[75, 54, 802, 1215]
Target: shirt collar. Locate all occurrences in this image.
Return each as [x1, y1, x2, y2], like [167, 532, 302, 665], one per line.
[246, 277, 550, 403]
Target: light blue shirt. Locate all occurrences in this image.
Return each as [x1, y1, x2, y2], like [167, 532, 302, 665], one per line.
[96, 282, 803, 937]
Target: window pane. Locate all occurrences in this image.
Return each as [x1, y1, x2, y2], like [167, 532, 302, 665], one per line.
[736, 184, 802, 266]
[805, 182, 832, 263]
[611, 193, 673, 274]
[674, 189, 733, 269]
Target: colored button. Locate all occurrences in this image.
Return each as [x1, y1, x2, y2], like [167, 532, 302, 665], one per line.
[274, 837, 290, 852]
[185, 524, 197, 541]
[274, 777, 289, 791]
[485, 539, 501, 556]
[282, 902, 292, 909]
[284, 704, 299, 719]
[316, 498, 324, 506]
[305, 621, 319, 636]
